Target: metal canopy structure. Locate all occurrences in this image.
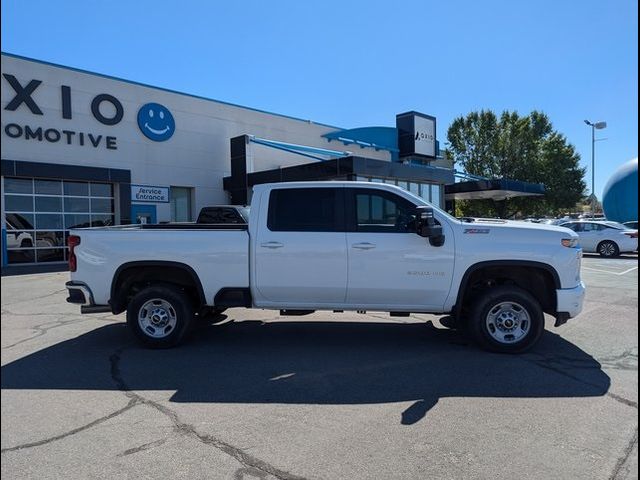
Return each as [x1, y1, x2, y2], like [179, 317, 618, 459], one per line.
[445, 179, 545, 201]
[225, 135, 455, 205]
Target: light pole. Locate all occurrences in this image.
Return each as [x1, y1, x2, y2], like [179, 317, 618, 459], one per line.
[584, 119, 607, 215]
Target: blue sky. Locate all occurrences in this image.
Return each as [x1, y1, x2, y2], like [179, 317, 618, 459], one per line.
[2, 0, 637, 199]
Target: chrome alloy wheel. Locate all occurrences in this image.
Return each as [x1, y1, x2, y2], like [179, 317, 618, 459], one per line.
[485, 301, 531, 344]
[599, 242, 616, 257]
[138, 298, 177, 338]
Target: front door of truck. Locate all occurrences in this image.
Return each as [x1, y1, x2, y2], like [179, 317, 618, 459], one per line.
[254, 187, 348, 306]
[344, 187, 455, 310]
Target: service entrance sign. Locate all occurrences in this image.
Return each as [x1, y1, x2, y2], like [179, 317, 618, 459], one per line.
[131, 184, 169, 203]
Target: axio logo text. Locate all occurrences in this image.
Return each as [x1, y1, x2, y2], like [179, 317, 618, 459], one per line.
[137, 103, 175, 141]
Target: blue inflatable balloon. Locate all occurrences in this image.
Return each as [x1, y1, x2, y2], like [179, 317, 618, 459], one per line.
[602, 158, 638, 223]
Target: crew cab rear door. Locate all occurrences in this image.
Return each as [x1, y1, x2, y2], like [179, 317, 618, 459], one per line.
[253, 186, 347, 306]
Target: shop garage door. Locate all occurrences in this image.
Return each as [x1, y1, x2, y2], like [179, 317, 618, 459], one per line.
[4, 177, 114, 265]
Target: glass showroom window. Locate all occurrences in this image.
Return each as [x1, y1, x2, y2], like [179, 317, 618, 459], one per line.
[419, 183, 431, 203]
[4, 177, 114, 265]
[430, 184, 441, 208]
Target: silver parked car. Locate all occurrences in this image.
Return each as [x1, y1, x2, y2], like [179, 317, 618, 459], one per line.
[560, 220, 638, 257]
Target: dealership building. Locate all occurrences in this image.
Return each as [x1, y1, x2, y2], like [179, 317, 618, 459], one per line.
[3, 52, 538, 272]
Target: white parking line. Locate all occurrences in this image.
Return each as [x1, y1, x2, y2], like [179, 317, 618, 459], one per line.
[582, 266, 638, 275]
[618, 266, 639, 275]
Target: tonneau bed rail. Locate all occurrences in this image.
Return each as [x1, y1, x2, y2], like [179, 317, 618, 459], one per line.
[73, 223, 248, 231]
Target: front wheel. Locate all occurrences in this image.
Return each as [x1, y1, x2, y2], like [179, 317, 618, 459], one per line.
[126, 285, 195, 348]
[597, 240, 619, 258]
[468, 286, 544, 353]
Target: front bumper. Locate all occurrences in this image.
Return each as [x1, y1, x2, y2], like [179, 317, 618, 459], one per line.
[65, 281, 111, 313]
[556, 281, 586, 321]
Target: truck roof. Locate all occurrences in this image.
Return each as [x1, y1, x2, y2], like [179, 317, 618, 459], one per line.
[252, 181, 406, 192]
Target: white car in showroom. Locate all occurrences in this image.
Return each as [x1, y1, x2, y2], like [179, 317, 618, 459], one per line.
[560, 220, 638, 257]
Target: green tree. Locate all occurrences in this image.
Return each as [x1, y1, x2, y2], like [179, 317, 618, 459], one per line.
[446, 110, 586, 218]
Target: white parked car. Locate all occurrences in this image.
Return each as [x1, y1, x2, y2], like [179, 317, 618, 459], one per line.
[559, 220, 638, 257]
[623, 221, 638, 230]
[540, 218, 572, 226]
[5, 213, 34, 248]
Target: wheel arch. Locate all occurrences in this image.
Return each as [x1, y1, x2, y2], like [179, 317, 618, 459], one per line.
[454, 260, 561, 319]
[110, 261, 206, 314]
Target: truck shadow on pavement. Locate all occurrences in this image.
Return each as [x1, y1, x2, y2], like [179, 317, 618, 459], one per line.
[1, 320, 611, 425]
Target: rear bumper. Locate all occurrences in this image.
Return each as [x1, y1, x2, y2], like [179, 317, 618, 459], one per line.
[65, 281, 111, 313]
[556, 281, 586, 321]
[620, 238, 638, 252]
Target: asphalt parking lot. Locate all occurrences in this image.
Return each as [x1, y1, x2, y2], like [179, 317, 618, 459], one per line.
[1, 255, 637, 480]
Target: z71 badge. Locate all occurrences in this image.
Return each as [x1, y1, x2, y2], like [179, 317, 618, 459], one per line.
[464, 228, 490, 234]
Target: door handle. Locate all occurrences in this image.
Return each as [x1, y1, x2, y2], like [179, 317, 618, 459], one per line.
[352, 242, 376, 250]
[260, 241, 284, 249]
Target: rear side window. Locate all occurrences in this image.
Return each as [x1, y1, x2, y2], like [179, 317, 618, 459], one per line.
[563, 223, 581, 232]
[582, 223, 600, 232]
[267, 188, 342, 232]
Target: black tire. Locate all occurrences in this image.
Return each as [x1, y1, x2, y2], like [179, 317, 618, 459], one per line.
[597, 240, 619, 258]
[126, 285, 195, 348]
[468, 286, 544, 354]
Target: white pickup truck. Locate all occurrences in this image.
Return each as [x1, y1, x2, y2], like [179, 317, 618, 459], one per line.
[66, 181, 585, 353]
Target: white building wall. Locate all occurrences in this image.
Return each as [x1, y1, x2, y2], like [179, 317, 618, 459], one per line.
[1, 54, 390, 221]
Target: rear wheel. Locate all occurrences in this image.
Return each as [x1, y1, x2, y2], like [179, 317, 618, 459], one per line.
[468, 286, 544, 353]
[597, 240, 619, 258]
[127, 285, 195, 348]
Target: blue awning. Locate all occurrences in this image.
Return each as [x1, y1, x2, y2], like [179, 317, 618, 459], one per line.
[323, 127, 399, 153]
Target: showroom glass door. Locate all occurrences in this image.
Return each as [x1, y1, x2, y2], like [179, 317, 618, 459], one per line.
[170, 187, 192, 222]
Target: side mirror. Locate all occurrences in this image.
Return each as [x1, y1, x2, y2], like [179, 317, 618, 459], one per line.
[416, 206, 445, 247]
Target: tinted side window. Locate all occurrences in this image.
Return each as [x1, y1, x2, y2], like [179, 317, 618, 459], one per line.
[350, 189, 417, 233]
[268, 188, 341, 232]
[564, 223, 580, 232]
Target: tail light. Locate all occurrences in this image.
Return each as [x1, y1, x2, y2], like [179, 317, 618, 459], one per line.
[68, 235, 81, 272]
[623, 231, 638, 238]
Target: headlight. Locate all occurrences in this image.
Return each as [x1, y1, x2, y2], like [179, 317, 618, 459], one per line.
[561, 238, 579, 248]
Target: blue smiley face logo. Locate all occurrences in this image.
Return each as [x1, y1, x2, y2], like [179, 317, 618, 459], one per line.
[137, 103, 175, 141]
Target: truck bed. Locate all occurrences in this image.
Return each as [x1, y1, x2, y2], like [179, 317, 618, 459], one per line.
[69, 225, 249, 306]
